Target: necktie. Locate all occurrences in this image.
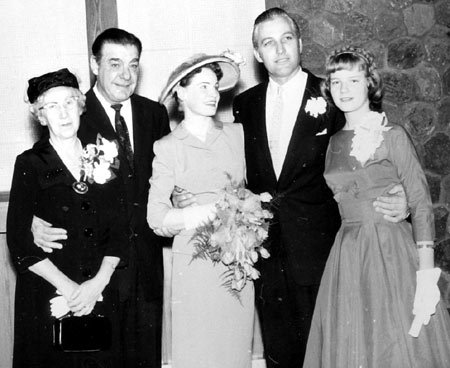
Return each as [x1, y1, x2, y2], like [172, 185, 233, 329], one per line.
[111, 104, 134, 170]
[268, 86, 283, 178]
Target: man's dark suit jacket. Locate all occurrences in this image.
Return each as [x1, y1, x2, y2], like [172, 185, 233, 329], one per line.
[233, 69, 344, 285]
[78, 89, 170, 301]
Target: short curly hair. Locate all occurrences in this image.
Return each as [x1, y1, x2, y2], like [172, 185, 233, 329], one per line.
[28, 87, 86, 121]
[321, 46, 383, 112]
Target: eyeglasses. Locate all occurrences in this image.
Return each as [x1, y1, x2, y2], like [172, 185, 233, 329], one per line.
[39, 96, 80, 113]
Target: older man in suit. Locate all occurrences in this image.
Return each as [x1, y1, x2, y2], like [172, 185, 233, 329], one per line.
[232, 8, 408, 368]
[32, 28, 170, 367]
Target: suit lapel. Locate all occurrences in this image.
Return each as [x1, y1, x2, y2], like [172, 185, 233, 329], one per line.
[252, 83, 278, 182]
[278, 71, 324, 185]
[34, 138, 78, 188]
[84, 89, 117, 141]
[130, 95, 149, 174]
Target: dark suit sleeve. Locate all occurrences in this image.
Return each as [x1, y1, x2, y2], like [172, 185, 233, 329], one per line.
[232, 96, 242, 124]
[6, 154, 48, 272]
[101, 179, 129, 266]
[157, 103, 171, 139]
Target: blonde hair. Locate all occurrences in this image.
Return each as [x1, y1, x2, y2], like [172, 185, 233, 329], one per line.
[321, 46, 383, 112]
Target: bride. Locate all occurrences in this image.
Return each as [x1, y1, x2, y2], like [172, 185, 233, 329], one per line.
[147, 54, 254, 368]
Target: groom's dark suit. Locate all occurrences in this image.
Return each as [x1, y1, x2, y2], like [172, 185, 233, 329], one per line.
[78, 89, 170, 367]
[233, 69, 344, 367]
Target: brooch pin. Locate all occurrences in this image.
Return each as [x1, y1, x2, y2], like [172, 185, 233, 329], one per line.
[72, 181, 88, 194]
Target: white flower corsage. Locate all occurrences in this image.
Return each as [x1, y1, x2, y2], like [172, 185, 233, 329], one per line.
[221, 49, 246, 66]
[350, 111, 391, 166]
[305, 97, 327, 118]
[80, 134, 119, 184]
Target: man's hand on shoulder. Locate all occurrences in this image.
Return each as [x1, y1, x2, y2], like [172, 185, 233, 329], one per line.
[32, 216, 67, 253]
[373, 184, 409, 223]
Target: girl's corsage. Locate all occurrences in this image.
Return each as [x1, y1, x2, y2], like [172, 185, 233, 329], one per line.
[305, 97, 327, 118]
[350, 111, 391, 166]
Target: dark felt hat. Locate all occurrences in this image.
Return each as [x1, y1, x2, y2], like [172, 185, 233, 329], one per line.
[159, 54, 240, 105]
[27, 68, 79, 103]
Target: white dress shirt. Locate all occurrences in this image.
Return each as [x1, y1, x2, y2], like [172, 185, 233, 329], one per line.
[266, 68, 308, 178]
[93, 84, 135, 151]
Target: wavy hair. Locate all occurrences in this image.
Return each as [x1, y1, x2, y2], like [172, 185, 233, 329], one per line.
[28, 87, 86, 120]
[252, 7, 301, 49]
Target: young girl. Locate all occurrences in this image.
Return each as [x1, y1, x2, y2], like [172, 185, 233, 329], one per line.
[303, 46, 450, 368]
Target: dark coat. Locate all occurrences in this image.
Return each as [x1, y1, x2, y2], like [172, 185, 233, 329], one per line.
[7, 137, 127, 367]
[233, 70, 344, 285]
[78, 89, 171, 301]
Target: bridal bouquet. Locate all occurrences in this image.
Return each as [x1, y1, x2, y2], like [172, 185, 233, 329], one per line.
[191, 177, 272, 293]
[80, 134, 119, 184]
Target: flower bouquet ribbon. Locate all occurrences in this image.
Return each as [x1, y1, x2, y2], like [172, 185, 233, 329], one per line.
[190, 177, 272, 295]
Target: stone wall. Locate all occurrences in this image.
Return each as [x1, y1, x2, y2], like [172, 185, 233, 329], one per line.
[266, 0, 450, 304]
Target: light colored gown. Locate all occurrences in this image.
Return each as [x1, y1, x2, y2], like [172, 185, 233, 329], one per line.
[303, 123, 450, 368]
[148, 120, 254, 368]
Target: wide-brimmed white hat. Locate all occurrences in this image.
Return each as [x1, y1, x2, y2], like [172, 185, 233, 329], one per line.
[159, 53, 240, 105]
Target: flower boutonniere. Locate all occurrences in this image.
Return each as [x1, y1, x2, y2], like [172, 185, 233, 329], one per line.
[350, 111, 391, 166]
[305, 96, 327, 118]
[80, 134, 119, 185]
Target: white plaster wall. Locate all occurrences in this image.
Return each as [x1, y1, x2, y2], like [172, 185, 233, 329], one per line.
[117, 0, 265, 123]
[0, 1, 89, 192]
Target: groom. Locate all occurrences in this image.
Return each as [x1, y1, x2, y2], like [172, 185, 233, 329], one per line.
[232, 7, 409, 367]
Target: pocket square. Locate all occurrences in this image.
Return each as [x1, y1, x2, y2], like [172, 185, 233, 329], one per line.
[316, 128, 327, 136]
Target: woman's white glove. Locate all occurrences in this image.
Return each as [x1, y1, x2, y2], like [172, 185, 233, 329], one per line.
[50, 295, 70, 318]
[50, 292, 103, 318]
[409, 268, 441, 337]
[183, 203, 217, 230]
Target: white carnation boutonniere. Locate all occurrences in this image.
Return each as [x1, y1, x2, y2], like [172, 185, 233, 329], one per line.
[80, 134, 119, 185]
[305, 96, 327, 118]
[350, 111, 391, 166]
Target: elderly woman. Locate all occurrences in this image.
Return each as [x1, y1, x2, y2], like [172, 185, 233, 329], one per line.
[148, 54, 254, 368]
[7, 68, 126, 367]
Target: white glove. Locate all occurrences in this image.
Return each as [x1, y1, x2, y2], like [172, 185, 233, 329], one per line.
[50, 295, 70, 318]
[183, 203, 217, 230]
[409, 268, 441, 337]
[50, 291, 104, 318]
